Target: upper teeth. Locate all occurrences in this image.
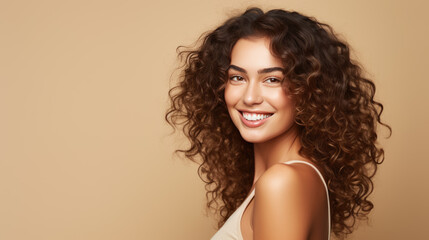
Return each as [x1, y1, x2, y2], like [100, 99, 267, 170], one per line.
[243, 112, 272, 121]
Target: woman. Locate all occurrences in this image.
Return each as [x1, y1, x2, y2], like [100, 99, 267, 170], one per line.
[166, 8, 390, 240]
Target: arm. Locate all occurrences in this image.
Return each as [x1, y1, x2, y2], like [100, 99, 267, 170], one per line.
[253, 163, 326, 240]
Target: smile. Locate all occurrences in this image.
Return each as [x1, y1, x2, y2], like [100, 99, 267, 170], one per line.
[239, 111, 273, 128]
[242, 112, 272, 121]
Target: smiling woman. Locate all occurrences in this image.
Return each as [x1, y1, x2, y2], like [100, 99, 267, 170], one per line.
[166, 7, 390, 240]
[225, 37, 296, 144]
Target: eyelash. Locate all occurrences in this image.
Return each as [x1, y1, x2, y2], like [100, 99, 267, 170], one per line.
[229, 75, 244, 82]
[229, 75, 281, 84]
[264, 77, 281, 83]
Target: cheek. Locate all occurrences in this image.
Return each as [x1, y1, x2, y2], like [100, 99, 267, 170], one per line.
[270, 91, 295, 113]
[224, 84, 238, 108]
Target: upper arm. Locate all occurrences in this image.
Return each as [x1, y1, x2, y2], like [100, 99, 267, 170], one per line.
[253, 164, 324, 240]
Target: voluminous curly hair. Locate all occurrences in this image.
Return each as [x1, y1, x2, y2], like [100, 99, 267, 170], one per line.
[166, 7, 391, 238]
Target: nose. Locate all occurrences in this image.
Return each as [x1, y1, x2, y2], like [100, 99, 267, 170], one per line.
[243, 81, 263, 106]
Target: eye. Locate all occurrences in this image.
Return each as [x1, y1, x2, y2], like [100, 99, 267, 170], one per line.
[229, 75, 244, 82]
[264, 77, 281, 83]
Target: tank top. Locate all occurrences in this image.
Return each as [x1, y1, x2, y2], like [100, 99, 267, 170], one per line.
[210, 160, 331, 240]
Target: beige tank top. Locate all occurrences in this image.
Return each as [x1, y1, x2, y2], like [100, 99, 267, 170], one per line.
[210, 160, 331, 240]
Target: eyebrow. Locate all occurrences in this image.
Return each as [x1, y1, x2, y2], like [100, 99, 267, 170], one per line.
[227, 65, 285, 74]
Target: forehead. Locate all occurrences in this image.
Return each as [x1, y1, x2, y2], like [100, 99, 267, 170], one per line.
[230, 37, 283, 70]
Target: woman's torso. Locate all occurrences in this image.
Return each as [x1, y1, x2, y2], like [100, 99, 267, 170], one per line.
[210, 160, 331, 240]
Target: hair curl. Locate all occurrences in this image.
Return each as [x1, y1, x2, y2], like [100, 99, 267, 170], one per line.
[166, 7, 391, 238]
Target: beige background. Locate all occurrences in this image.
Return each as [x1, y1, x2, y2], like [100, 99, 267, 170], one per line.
[1, 0, 428, 239]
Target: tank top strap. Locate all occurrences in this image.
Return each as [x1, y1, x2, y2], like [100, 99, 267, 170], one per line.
[282, 160, 331, 240]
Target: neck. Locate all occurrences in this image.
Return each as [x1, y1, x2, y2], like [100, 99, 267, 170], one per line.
[252, 125, 303, 184]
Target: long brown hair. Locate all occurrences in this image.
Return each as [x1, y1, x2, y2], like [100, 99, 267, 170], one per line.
[166, 8, 391, 238]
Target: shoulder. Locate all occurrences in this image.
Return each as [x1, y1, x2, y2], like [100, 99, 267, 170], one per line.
[255, 162, 325, 196]
[252, 162, 327, 239]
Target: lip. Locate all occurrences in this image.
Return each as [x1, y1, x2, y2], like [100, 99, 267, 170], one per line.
[238, 111, 273, 128]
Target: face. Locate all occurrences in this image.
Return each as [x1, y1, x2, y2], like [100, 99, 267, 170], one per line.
[224, 37, 296, 143]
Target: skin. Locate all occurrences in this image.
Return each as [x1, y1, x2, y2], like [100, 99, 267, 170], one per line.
[224, 37, 329, 240]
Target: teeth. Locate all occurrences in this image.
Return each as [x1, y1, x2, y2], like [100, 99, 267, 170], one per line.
[242, 112, 272, 121]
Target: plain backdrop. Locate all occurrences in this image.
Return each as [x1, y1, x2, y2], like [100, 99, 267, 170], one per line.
[1, 0, 428, 239]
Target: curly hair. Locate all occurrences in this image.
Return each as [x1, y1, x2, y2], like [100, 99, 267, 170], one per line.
[166, 7, 391, 238]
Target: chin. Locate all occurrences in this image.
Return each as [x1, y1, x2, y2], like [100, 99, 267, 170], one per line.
[238, 131, 272, 144]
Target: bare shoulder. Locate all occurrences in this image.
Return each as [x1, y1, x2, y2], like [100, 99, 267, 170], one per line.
[252, 162, 328, 239]
[255, 162, 325, 196]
